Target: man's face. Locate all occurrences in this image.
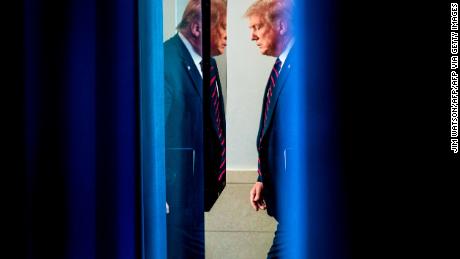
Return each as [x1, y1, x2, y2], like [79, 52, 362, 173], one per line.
[248, 15, 279, 57]
[211, 15, 227, 56]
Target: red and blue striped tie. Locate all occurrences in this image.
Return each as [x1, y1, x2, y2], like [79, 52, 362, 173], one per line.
[258, 58, 282, 177]
[209, 63, 226, 181]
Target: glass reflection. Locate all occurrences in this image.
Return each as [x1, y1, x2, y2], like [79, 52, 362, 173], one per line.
[162, 0, 227, 258]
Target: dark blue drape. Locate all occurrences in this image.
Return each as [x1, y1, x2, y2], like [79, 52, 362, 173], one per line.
[138, 0, 167, 258]
[18, 0, 142, 258]
[280, 0, 348, 258]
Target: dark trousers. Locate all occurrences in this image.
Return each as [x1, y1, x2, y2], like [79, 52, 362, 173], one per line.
[166, 208, 204, 259]
[267, 223, 288, 259]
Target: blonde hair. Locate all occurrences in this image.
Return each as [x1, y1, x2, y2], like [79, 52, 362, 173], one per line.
[245, 0, 294, 29]
[177, 0, 227, 31]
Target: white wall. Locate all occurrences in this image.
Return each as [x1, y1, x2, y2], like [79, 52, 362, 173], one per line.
[163, 0, 190, 41]
[162, 0, 175, 41]
[227, 0, 276, 171]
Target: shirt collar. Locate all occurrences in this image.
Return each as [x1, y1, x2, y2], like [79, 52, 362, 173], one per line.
[178, 32, 203, 78]
[278, 38, 295, 72]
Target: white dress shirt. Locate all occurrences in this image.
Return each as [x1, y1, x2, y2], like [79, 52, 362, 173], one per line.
[278, 38, 295, 73]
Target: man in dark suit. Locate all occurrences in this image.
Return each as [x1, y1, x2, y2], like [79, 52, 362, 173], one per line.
[245, 0, 296, 258]
[163, 0, 227, 258]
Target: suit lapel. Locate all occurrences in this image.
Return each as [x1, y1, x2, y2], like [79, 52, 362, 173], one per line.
[262, 54, 293, 137]
[174, 34, 203, 99]
[173, 34, 225, 135]
[183, 60, 203, 99]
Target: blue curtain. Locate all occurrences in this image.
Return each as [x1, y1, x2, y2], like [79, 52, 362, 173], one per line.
[139, 0, 167, 259]
[280, 0, 348, 258]
[4, 0, 165, 258]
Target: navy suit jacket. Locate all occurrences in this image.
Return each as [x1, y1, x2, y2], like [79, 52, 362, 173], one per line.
[164, 33, 227, 259]
[256, 48, 297, 221]
[164, 34, 226, 219]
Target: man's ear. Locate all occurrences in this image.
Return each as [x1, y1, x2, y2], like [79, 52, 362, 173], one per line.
[278, 19, 288, 36]
[191, 22, 201, 38]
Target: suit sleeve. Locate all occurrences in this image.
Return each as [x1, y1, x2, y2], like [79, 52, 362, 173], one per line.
[257, 175, 263, 183]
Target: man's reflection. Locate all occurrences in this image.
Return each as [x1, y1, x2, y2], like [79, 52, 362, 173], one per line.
[163, 0, 227, 258]
[210, 2, 227, 56]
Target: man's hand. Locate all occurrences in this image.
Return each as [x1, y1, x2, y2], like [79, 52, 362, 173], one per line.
[250, 182, 266, 211]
